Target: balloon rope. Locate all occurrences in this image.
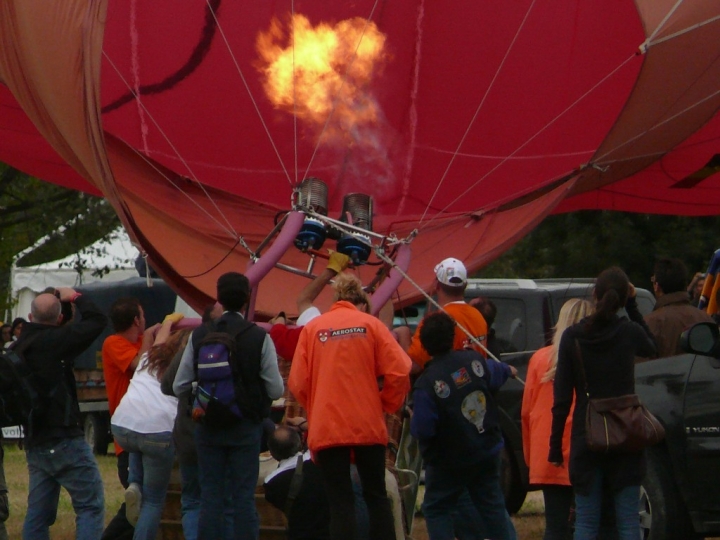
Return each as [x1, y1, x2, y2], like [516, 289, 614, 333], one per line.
[647, 13, 720, 48]
[422, 52, 637, 232]
[102, 53, 240, 238]
[595, 86, 720, 165]
[418, 0, 539, 226]
[646, 0, 684, 44]
[301, 0, 381, 182]
[396, 0, 425, 217]
[292, 0, 299, 186]
[117, 140, 250, 246]
[204, 0, 294, 187]
[374, 250, 524, 384]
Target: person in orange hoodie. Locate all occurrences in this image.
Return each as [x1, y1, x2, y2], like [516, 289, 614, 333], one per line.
[288, 273, 411, 540]
[521, 298, 593, 540]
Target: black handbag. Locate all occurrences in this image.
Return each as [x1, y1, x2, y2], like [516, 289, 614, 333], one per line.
[574, 340, 665, 453]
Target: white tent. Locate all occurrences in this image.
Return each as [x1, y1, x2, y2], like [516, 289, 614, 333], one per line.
[10, 228, 140, 321]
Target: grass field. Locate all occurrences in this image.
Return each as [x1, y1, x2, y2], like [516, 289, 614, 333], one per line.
[1, 442, 547, 539]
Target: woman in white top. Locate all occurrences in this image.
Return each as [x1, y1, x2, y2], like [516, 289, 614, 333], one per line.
[112, 317, 190, 540]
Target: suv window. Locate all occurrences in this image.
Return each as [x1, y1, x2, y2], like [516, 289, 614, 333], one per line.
[393, 303, 426, 333]
[490, 298, 527, 352]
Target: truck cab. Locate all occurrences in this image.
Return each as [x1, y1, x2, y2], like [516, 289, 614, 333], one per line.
[636, 322, 720, 539]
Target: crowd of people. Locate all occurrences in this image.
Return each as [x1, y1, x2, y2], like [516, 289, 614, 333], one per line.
[0, 253, 716, 539]
[522, 257, 714, 540]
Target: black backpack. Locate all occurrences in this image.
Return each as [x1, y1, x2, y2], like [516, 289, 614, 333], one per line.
[0, 335, 43, 436]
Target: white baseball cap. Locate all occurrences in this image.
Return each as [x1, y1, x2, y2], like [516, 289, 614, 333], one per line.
[434, 258, 467, 286]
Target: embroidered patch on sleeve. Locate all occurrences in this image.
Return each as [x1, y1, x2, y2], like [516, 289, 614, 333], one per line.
[471, 360, 484, 378]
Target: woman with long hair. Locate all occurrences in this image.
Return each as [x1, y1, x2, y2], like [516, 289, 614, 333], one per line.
[549, 268, 657, 540]
[111, 318, 190, 540]
[522, 298, 593, 540]
[288, 273, 411, 540]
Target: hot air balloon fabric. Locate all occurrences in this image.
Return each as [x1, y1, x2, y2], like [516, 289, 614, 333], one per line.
[1, 1, 719, 315]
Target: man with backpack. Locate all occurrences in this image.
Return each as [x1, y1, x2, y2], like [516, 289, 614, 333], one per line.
[173, 272, 284, 540]
[19, 287, 108, 540]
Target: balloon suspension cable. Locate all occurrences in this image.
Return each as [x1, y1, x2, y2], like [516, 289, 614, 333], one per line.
[234, 235, 255, 259]
[374, 249, 524, 385]
[142, 252, 153, 288]
[255, 212, 290, 257]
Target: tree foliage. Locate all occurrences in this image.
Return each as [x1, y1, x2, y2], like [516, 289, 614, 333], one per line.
[479, 211, 720, 291]
[0, 165, 121, 316]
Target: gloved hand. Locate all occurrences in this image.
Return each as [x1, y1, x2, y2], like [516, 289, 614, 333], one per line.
[327, 250, 351, 274]
[163, 312, 184, 324]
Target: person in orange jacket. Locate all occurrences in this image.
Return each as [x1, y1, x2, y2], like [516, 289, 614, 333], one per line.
[405, 258, 488, 372]
[288, 273, 412, 540]
[521, 298, 592, 540]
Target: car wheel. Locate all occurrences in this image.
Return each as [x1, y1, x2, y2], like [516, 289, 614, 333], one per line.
[640, 448, 698, 540]
[500, 446, 526, 515]
[83, 414, 110, 455]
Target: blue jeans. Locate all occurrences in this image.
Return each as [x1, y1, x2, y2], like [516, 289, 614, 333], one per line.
[112, 427, 174, 540]
[179, 460, 201, 540]
[179, 460, 234, 540]
[451, 489, 518, 540]
[195, 421, 262, 540]
[574, 469, 639, 540]
[423, 454, 513, 540]
[23, 437, 104, 540]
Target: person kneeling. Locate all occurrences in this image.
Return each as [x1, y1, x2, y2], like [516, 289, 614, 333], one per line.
[264, 426, 330, 540]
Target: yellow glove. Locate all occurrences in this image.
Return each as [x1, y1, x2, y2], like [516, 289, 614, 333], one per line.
[163, 312, 184, 324]
[327, 250, 351, 274]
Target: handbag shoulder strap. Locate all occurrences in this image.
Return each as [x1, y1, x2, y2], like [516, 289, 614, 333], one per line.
[573, 339, 590, 398]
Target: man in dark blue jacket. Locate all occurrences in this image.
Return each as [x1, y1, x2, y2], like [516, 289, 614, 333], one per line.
[411, 311, 515, 540]
[20, 287, 108, 540]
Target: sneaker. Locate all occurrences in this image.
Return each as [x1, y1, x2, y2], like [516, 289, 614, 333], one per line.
[125, 482, 142, 526]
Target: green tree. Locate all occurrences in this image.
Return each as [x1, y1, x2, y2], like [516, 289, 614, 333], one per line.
[0, 164, 121, 316]
[479, 211, 720, 290]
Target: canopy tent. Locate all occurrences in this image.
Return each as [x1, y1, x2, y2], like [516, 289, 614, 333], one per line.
[10, 229, 139, 321]
[0, 1, 719, 316]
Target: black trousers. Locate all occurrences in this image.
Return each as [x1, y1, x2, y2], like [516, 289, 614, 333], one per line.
[542, 484, 574, 540]
[315, 444, 395, 540]
[0, 443, 8, 540]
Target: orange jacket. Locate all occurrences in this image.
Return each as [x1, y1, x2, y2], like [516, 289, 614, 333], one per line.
[407, 302, 488, 368]
[521, 346, 573, 486]
[288, 301, 412, 453]
[102, 334, 142, 456]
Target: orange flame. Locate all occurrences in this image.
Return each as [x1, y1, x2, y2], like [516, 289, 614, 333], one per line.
[256, 15, 387, 141]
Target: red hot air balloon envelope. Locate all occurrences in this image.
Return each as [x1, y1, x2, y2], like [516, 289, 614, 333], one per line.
[0, 0, 719, 316]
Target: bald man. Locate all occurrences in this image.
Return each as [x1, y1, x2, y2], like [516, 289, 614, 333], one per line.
[20, 287, 108, 540]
